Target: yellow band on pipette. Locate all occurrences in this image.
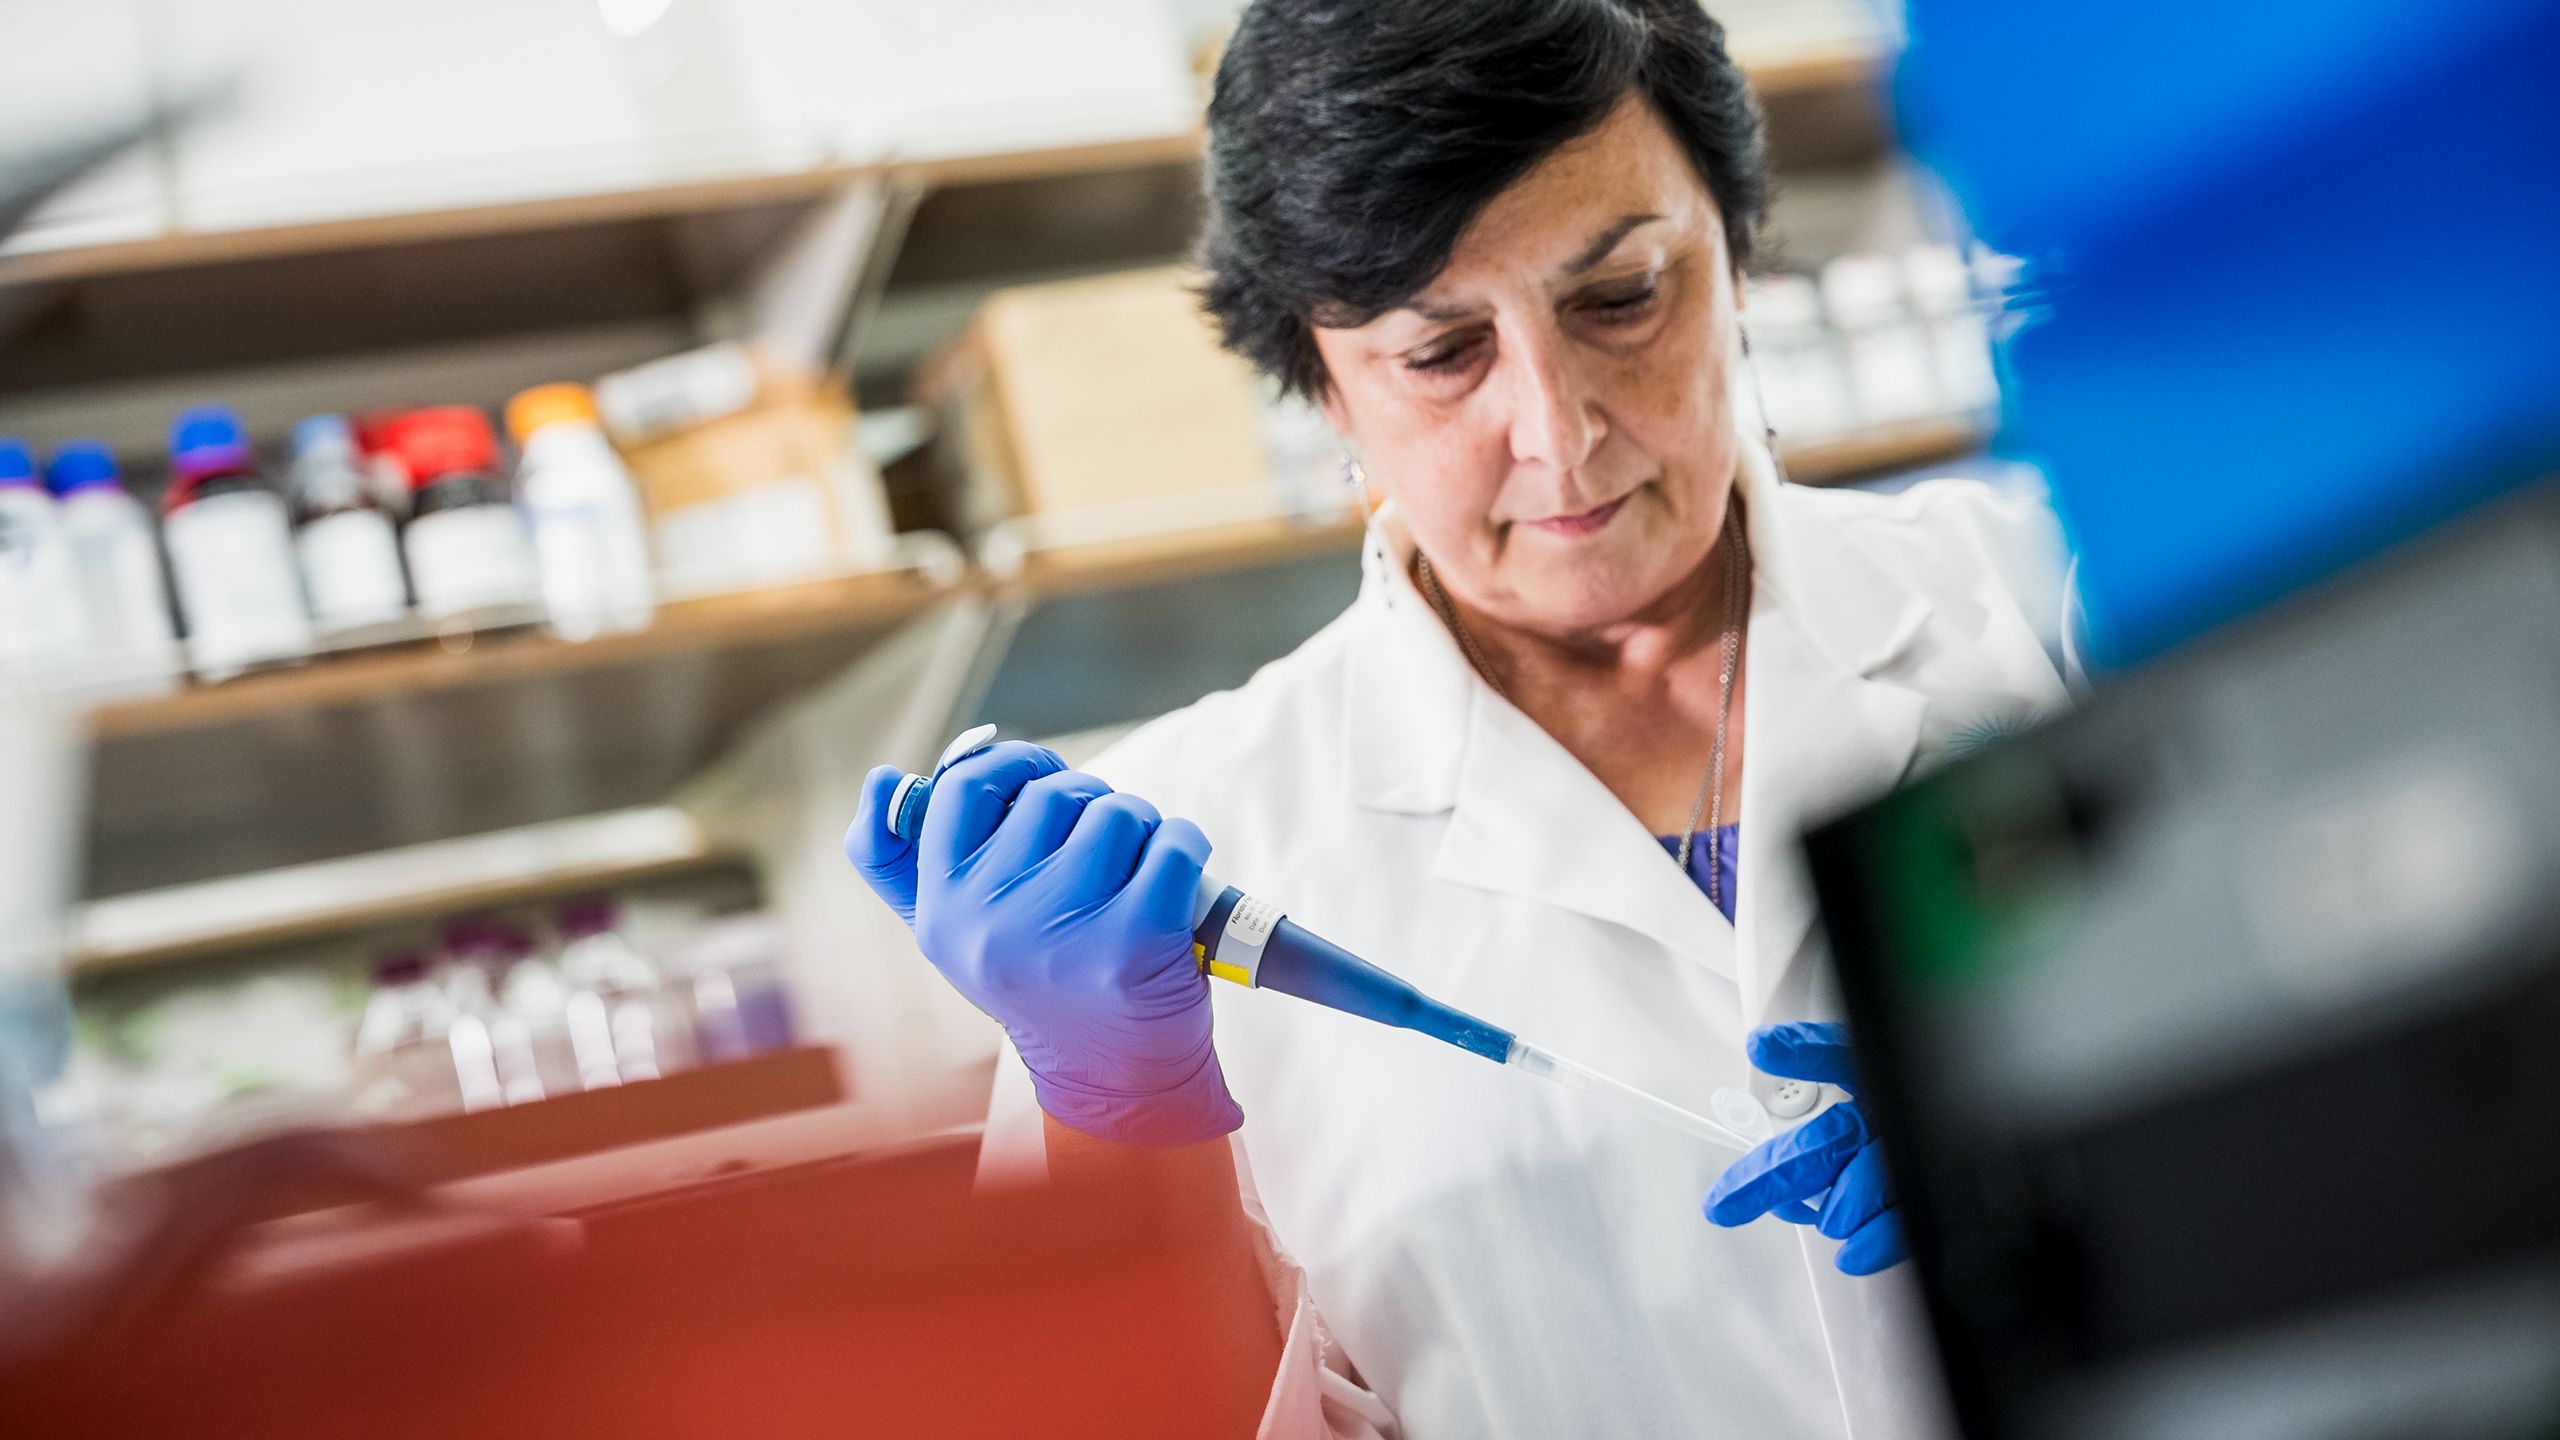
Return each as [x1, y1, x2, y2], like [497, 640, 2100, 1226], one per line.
[1192, 940, 1253, 988]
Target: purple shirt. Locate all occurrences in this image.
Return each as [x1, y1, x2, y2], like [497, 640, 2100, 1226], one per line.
[1658, 823, 1742, 923]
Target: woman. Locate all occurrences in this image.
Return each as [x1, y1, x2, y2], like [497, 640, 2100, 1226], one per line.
[849, 1, 2072, 1435]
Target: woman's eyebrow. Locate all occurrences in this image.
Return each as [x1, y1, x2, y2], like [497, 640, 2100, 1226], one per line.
[1397, 212, 1668, 323]
[1559, 212, 1666, 277]
[1405, 296, 1488, 323]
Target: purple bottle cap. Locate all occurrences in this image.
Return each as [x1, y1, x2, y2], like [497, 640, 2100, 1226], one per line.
[442, 914, 509, 956]
[373, 950, 428, 986]
[555, 893, 620, 940]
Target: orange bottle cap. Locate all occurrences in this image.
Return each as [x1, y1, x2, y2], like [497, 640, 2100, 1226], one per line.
[505, 383, 601, 443]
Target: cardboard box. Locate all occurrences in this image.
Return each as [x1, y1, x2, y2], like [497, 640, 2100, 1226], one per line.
[924, 267, 1330, 545]
[603, 346, 898, 596]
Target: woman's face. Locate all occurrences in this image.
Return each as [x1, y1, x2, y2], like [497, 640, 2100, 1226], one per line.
[1314, 96, 1743, 638]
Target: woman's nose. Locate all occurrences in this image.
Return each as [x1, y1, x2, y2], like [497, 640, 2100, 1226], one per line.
[1505, 338, 1603, 474]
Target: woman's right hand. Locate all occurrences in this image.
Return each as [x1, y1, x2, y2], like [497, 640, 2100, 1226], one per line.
[847, 741, 1244, 1148]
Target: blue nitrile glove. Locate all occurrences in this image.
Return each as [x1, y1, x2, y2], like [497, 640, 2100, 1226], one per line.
[1702, 1022, 1909, 1276]
[848, 762, 942, 925]
[844, 741, 1243, 1148]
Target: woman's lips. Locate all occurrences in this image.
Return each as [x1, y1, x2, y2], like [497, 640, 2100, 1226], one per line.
[1522, 494, 1629, 538]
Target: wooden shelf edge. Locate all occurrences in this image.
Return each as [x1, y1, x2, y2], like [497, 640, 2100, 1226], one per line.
[1785, 417, 1988, 486]
[1001, 512, 1370, 600]
[84, 564, 959, 744]
[71, 836, 745, 979]
[888, 129, 1209, 190]
[0, 164, 880, 287]
[1746, 48, 1892, 101]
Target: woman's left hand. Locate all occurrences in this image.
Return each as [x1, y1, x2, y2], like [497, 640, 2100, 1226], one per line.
[1702, 1022, 1909, 1276]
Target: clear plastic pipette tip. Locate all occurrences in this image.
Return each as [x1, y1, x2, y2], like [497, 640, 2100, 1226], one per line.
[1505, 1039, 1762, 1153]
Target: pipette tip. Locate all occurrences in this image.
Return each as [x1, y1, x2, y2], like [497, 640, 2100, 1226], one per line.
[1504, 1040, 1762, 1153]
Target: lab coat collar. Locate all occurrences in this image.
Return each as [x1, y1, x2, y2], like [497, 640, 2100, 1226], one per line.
[1339, 433, 1930, 995]
[1731, 437, 1931, 1018]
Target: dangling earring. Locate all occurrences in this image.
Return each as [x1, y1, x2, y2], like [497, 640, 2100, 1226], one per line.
[1340, 454, 1378, 512]
[1738, 324, 1796, 488]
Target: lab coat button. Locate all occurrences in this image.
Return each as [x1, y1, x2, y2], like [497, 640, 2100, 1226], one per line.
[1754, 1072, 1822, 1120]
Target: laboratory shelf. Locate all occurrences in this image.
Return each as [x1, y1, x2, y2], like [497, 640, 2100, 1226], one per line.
[67, 809, 748, 979]
[80, 560, 961, 900]
[994, 511, 1375, 601]
[0, 134, 1207, 291]
[66, 410, 1969, 908]
[0, 52, 1879, 292]
[0, 166, 854, 288]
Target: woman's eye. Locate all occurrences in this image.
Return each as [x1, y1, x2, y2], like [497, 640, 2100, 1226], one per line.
[1584, 280, 1661, 322]
[1405, 335, 1486, 374]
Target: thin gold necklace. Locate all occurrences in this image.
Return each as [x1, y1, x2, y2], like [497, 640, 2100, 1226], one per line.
[1414, 504, 1751, 909]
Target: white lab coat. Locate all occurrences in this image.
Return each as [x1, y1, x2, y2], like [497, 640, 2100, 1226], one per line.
[979, 432, 2075, 1440]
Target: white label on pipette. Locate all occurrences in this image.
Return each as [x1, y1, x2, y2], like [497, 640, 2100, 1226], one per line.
[1210, 892, 1283, 987]
[1225, 894, 1280, 947]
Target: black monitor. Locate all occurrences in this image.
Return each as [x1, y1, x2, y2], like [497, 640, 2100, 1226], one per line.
[1806, 480, 2560, 1440]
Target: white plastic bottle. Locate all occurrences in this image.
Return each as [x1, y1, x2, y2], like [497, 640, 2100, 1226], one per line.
[161, 406, 315, 680]
[45, 440, 178, 696]
[287, 414, 410, 638]
[506, 384, 655, 640]
[0, 439, 91, 685]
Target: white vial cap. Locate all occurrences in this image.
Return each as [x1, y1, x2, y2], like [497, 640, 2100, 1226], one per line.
[1819, 254, 1909, 330]
[1903, 244, 1974, 316]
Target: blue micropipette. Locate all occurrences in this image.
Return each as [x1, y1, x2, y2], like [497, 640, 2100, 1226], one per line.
[885, 727, 1763, 1153]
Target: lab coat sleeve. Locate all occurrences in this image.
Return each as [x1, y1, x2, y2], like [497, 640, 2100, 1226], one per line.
[977, 1042, 1400, 1440]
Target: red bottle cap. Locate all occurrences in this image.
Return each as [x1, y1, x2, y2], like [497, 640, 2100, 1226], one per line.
[385, 406, 499, 487]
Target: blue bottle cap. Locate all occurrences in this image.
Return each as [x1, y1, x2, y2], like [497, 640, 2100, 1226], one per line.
[0, 437, 37, 488]
[170, 404, 244, 455]
[170, 404, 253, 480]
[291, 413, 356, 459]
[45, 439, 122, 494]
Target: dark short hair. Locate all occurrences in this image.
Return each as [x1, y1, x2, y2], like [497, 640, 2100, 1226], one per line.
[1197, 0, 1771, 400]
